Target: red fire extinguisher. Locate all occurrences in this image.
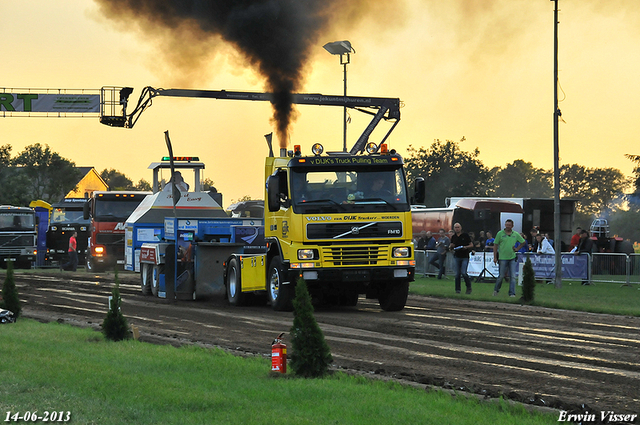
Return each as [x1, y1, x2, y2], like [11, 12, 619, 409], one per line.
[271, 332, 287, 373]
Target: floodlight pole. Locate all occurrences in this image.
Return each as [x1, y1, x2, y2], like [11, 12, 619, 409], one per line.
[341, 52, 350, 152]
[324, 40, 354, 152]
[552, 0, 562, 288]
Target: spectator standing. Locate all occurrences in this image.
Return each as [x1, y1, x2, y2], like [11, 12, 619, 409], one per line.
[575, 230, 594, 285]
[60, 231, 78, 272]
[425, 231, 436, 250]
[449, 223, 474, 294]
[493, 219, 526, 297]
[415, 231, 427, 250]
[537, 234, 555, 255]
[529, 228, 540, 253]
[570, 227, 582, 252]
[484, 231, 495, 250]
[429, 228, 450, 279]
[517, 233, 529, 253]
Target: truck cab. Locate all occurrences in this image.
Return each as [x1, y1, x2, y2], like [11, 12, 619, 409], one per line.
[46, 198, 90, 264]
[0, 205, 37, 269]
[227, 143, 419, 311]
[84, 191, 151, 272]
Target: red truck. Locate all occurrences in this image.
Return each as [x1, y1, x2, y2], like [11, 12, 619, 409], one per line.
[83, 191, 150, 272]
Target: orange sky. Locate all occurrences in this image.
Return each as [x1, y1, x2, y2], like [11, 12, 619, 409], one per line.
[2, 0, 639, 207]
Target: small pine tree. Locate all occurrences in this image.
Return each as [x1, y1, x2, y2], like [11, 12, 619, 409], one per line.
[102, 269, 129, 341]
[289, 277, 332, 378]
[522, 256, 536, 303]
[1, 261, 21, 319]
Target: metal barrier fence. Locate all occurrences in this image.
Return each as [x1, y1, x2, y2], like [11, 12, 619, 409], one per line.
[591, 252, 637, 285]
[415, 249, 454, 278]
[416, 250, 640, 285]
[630, 254, 640, 285]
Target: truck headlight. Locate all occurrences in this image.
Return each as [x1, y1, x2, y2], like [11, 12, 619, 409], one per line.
[392, 247, 410, 258]
[298, 249, 319, 260]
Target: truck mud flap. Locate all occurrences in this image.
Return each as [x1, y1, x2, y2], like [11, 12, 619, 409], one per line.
[194, 242, 243, 298]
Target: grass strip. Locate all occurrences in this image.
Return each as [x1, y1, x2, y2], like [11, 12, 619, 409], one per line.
[1, 320, 556, 425]
[410, 276, 640, 316]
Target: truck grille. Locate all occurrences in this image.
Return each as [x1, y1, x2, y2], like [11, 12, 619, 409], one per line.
[96, 234, 125, 245]
[322, 246, 388, 266]
[307, 221, 403, 240]
[0, 248, 23, 255]
[0, 235, 33, 247]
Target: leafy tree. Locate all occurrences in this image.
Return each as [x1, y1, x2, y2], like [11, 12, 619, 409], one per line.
[135, 179, 152, 191]
[231, 195, 253, 203]
[405, 138, 490, 207]
[1, 261, 21, 318]
[289, 277, 332, 378]
[560, 164, 629, 217]
[0, 144, 30, 205]
[11, 143, 81, 204]
[0, 144, 11, 167]
[624, 154, 640, 210]
[100, 168, 134, 190]
[490, 160, 552, 198]
[200, 177, 216, 191]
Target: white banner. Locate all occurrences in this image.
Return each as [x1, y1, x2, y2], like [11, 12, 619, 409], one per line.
[0, 92, 100, 113]
[467, 251, 500, 277]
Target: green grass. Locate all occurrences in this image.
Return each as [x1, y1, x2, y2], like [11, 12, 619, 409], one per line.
[410, 276, 640, 316]
[0, 320, 557, 425]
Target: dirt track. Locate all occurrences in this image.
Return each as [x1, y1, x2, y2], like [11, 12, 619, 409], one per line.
[13, 270, 640, 416]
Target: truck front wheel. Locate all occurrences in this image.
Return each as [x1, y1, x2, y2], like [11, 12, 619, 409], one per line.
[226, 257, 247, 306]
[378, 280, 409, 311]
[267, 256, 294, 311]
[85, 255, 103, 273]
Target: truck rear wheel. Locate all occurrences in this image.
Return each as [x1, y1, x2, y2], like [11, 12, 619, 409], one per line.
[226, 257, 247, 306]
[378, 280, 409, 311]
[151, 264, 164, 297]
[141, 263, 152, 295]
[267, 256, 294, 311]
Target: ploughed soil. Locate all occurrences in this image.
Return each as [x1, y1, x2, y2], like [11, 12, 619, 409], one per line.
[12, 270, 640, 416]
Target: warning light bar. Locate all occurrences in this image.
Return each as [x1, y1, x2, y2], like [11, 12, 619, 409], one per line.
[161, 156, 200, 162]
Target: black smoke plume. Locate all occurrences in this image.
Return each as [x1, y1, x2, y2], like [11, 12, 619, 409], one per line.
[96, 0, 335, 147]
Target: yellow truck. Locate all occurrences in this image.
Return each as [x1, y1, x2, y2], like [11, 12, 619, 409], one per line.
[225, 143, 422, 311]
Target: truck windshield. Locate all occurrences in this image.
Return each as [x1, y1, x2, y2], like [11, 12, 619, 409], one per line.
[0, 212, 35, 230]
[94, 200, 142, 221]
[290, 167, 409, 214]
[52, 208, 89, 223]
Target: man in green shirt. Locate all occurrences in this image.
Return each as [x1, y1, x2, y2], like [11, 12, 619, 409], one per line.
[492, 219, 525, 297]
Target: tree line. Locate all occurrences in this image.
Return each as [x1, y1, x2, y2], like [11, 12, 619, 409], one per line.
[0, 143, 217, 206]
[404, 138, 640, 243]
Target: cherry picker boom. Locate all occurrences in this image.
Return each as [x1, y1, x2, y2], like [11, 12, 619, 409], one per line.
[100, 86, 401, 154]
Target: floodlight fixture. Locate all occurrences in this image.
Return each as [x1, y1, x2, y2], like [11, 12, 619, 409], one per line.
[323, 40, 354, 56]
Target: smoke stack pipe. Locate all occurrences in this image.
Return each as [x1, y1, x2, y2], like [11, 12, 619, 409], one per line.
[280, 148, 287, 157]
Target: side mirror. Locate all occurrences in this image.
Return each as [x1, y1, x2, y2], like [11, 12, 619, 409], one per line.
[414, 177, 426, 204]
[266, 175, 281, 212]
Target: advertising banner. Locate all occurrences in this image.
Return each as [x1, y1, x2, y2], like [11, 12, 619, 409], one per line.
[466, 252, 588, 280]
[0, 92, 100, 113]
